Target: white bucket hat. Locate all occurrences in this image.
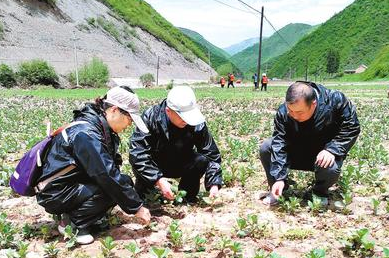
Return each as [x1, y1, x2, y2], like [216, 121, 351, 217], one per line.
[166, 86, 205, 126]
[105, 87, 149, 133]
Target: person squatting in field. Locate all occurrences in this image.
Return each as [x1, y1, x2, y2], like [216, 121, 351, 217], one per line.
[35, 86, 151, 245]
[260, 81, 360, 206]
[129, 86, 223, 204]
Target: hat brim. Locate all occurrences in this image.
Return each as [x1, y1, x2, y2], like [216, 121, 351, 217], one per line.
[177, 107, 205, 126]
[130, 113, 149, 133]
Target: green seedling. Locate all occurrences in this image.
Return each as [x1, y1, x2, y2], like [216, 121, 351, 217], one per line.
[279, 196, 301, 215]
[40, 224, 51, 241]
[371, 198, 380, 215]
[193, 234, 207, 252]
[22, 223, 35, 239]
[0, 212, 16, 249]
[100, 236, 117, 258]
[43, 240, 60, 258]
[252, 249, 268, 258]
[235, 217, 248, 238]
[171, 185, 187, 204]
[15, 241, 29, 258]
[124, 241, 141, 257]
[229, 241, 242, 258]
[150, 247, 170, 258]
[64, 225, 78, 249]
[167, 220, 183, 248]
[308, 194, 324, 214]
[218, 236, 232, 251]
[305, 248, 326, 258]
[383, 247, 389, 258]
[341, 228, 375, 257]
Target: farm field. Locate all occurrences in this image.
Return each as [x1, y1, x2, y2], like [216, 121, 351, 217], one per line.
[0, 84, 388, 258]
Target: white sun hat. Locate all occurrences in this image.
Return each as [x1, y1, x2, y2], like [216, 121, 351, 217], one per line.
[166, 86, 205, 126]
[105, 87, 149, 133]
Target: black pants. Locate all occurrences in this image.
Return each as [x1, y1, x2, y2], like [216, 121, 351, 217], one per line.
[259, 138, 343, 197]
[227, 81, 234, 88]
[254, 82, 258, 89]
[38, 184, 115, 229]
[135, 153, 209, 200]
[261, 83, 267, 91]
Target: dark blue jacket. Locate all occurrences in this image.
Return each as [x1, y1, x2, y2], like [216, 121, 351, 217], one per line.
[36, 104, 143, 215]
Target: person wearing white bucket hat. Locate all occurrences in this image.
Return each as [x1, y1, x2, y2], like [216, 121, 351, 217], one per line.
[36, 86, 150, 245]
[129, 86, 222, 203]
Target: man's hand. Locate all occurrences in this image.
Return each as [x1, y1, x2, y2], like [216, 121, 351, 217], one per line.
[135, 206, 151, 225]
[209, 185, 219, 198]
[156, 178, 175, 200]
[271, 180, 285, 198]
[316, 150, 335, 168]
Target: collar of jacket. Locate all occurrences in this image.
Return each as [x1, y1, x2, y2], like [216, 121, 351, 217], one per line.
[73, 103, 118, 155]
[156, 99, 170, 140]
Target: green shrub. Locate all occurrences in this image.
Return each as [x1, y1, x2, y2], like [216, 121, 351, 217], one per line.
[69, 57, 109, 88]
[96, 17, 121, 43]
[139, 73, 155, 87]
[0, 64, 16, 88]
[17, 59, 58, 86]
[86, 17, 96, 27]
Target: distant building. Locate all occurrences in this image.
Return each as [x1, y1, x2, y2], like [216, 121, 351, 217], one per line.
[344, 64, 368, 74]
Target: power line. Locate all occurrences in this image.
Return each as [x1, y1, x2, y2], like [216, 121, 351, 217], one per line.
[236, 0, 293, 49]
[236, 0, 260, 14]
[263, 15, 292, 48]
[211, 0, 257, 15]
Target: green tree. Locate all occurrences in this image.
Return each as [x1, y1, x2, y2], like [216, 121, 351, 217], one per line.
[0, 64, 16, 88]
[326, 48, 340, 75]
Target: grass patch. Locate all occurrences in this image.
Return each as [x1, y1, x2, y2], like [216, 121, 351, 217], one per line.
[96, 17, 121, 43]
[100, 0, 207, 62]
[281, 228, 313, 240]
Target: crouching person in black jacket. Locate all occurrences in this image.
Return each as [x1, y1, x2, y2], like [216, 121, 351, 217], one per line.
[130, 86, 222, 203]
[36, 86, 151, 245]
[260, 81, 360, 206]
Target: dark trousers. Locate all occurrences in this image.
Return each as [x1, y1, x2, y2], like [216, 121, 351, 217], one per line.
[259, 138, 343, 197]
[254, 82, 258, 89]
[135, 153, 209, 200]
[261, 83, 267, 91]
[227, 81, 234, 88]
[38, 184, 115, 229]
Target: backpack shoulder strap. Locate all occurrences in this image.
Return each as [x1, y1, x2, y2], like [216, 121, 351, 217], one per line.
[60, 121, 89, 143]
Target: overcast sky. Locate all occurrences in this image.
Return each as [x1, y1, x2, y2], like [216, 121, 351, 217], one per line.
[144, 0, 355, 48]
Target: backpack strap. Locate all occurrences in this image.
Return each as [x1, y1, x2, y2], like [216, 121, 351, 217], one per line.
[60, 121, 89, 143]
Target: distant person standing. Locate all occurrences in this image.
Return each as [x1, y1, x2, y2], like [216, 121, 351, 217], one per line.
[252, 73, 258, 90]
[220, 76, 226, 88]
[261, 73, 269, 91]
[228, 73, 235, 88]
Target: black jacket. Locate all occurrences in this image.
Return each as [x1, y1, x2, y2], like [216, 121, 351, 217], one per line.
[129, 100, 222, 190]
[270, 82, 360, 181]
[36, 104, 143, 215]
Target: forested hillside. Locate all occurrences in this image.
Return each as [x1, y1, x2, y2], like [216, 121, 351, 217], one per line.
[268, 0, 389, 78]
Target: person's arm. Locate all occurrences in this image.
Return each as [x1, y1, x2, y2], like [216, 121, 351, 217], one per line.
[129, 127, 162, 187]
[324, 91, 361, 157]
[72, 131, 143, 214]
[269, 109, 289, 181]
[194, 123, 222, 192]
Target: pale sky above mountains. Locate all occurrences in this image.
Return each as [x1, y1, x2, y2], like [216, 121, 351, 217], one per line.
[144, 0, 355, 48]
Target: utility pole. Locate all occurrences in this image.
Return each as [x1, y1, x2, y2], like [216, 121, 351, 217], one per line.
[305, 57, 308, 81]
[72, 31, 79, 87]
[156, 56, 159, 87]
[208, 48, 211, 82]
[256, 6, 264, 90]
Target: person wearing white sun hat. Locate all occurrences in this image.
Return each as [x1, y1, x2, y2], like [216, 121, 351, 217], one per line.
[129, 86, 222, 203]
[36, 86, 151, 245]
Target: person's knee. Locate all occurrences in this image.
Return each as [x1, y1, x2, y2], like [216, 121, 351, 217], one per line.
[259, 138, 272, 158]
[193, 154, 209, 173]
